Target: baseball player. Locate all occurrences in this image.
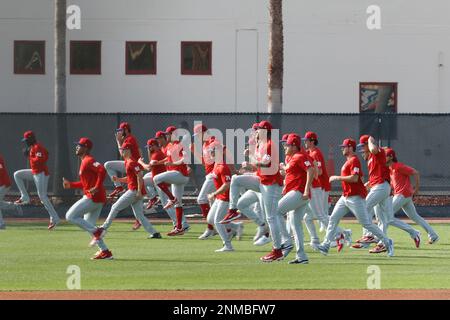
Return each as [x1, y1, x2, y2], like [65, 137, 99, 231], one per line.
[302, 132, 352, 249]
[152, 127, 190, 236]
[138, 138, 189, 232]
[104, 122, 144, 230]
[91, 142, 161, 245]
[354, 135, 420, 253]
[192, 124, 219, 240]
[278, 134, 314, 264]
[385, 148, 439, 244]
[63, 138, 113, 260]
[205, 140, 243, 252]
[0, 153, 15, 229]
[14, 131, 60, 229]
[317, 138, 394, 257]
[223, 120, 293, 262]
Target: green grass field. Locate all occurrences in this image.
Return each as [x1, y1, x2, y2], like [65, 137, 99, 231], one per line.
[0, 220, 449, 291]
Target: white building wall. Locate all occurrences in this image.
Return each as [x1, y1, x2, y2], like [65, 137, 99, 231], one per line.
[0, 0, 449, 113]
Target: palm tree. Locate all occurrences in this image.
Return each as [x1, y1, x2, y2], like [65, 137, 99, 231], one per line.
[53, 0, 71, 200]
[268, 0, 284, 114]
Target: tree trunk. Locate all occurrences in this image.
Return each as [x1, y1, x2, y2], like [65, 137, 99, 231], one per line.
[53, 0, 71, 201]
[268, 0, 284, 115]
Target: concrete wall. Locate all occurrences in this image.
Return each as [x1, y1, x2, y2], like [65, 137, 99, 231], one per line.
[0, 0, 449, 113]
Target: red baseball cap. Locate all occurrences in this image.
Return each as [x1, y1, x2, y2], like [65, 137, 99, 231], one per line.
[22, 130, 35, 141]
[302, 131, 318, 141]
[145, 139, 158, 148]
[75, 137, 93, 150]
[339, 138, 357, 150]
[165, 126, 177, 135]
[285, 135, 301, 148]
[257, 120, 273, 130]
[193, 124, 208, 137]
[120, 142, 133, 150]
[252, 123, 259, 130]
[357, 135, 370, 148]
[155, 131, 166, 139]
[385, 147, 397, 161]
[206, 140, 223, 152]
[281, 133, 290, 142]
[116, 122, 130, 132]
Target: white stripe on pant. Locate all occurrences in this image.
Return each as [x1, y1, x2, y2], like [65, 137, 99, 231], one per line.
[197, 173, 216, 205]
[324, 195, 390, 247]
[101, 190, 157, 234]
[278, 190, 309, 261]
[14, 170, 60, 223]
[104, 160, 126, 188]
[65, 196, 108, 251]
[153, 171, 189, 208]
[392, 195, 438, 238]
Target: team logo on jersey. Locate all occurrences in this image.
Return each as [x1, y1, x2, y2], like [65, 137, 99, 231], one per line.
[36, 152, 42, 157]
[353, 167, 360, 173]
[304, 161, 311, 167]
[134, 166, 140, 173]
[225, 175, 231, 181]
[93, 162, 101, 167]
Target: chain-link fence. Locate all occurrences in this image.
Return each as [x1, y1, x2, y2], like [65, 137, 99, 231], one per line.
[0, 113, 449, 197]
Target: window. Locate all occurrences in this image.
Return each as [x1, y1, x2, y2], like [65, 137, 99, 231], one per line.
[70, 41, 101, 75]
[360, 82, 397, 113]
[14, 41, 45, 74]
[181, 41, 212, 75]
[125, 41, 157, 75]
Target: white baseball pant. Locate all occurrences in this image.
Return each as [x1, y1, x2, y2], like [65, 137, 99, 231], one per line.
[101, 190, 158, 234]
[392, 195, 438, 239]
[104, 160, 125, 188]
[143, 172, 158, 199]
[14, 170, 60, 223]
[323, 195, 390, 247]
[237, 190, 265, 226]
[364, 182, 418, 239]
[197, 173, 216, 205]
[0, 186, 16, 226]
[65, 196, 108, 251]
[153, 171, 189, 208]
[277, 191, 309, 261]
[207, 199, 232, 247]
[155, 184, 189, 229]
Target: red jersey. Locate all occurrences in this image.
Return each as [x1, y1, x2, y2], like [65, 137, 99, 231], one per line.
[367, 149, 390, 187]
[125, 159, 146, 195]
[212, 163, 232, 202]
[165, 141, 189, 177]
[389, 162, 415, 198]
[341, 155, 367, 198]
[29, 143, 49, 175]
[69, 155, 106, 203]
[308, 148, 331, 192]
[123, 134, 141, 161]
[283, 151, 313, 195]
[255, 140, 283, 186]
[202, 137, 216, 174]
[0, 155, 11, 187]
[150, 150, 167, 177]
[307, 149, 322, 189]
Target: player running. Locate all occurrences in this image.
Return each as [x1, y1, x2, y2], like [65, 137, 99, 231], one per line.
[354, 135, 420, 253]
[14, 131, 60, 229]
[223, 120, 293, 262]
[205, 140, 243, 252]
[278, 134, 314, 264]
[153, 127, 190, 236]
[91, 142, 161, 245]
[317, 138, 394, 257]
[385, 148, 439, 244]
[63, 138, 113, 260]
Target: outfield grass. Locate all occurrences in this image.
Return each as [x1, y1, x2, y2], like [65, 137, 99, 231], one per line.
[0, 220, 449, 291]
